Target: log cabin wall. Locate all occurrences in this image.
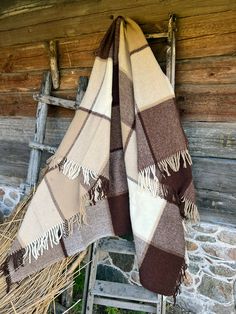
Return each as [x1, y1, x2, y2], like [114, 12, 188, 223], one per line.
[0, 0, 235, 225]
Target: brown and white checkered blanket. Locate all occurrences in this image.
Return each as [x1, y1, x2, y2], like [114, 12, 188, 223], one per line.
[2, 16, 199, 298]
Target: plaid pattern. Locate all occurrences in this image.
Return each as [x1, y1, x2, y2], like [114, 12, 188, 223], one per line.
[2, 17, 199, 297]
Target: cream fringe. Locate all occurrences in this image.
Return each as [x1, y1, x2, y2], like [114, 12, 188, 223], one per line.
[138, 164, 168, 198]
[48, 155, 99, 184]
[23, 222, 64, 264]
[158, 149, 192, 176]
[23, 212, 86, 264]
[181, 196, 200, 223]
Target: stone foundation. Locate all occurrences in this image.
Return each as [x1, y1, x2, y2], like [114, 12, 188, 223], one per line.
[97, 222, 236, 314]
[0, 185, 21, 219]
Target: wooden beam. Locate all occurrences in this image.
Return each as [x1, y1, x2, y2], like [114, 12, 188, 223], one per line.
[0, 3, 236, 48]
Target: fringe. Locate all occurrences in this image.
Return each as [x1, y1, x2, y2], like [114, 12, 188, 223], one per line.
[48, 155, 100, 183]
[23, 222, 64, 264]
[138, 164, 169, 199]
[158, 149, 192, 176]
[181, 196, 200, 223]
[173, 259, 188, 305]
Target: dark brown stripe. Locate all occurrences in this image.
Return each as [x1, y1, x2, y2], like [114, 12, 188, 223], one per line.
[60, 237, 68, 257]
[140, 244, 185, 296]
[110, 147, 123, 153]
[97, 16, 123, 59]
[108, 192, 131, 236]
[78, 107, 111, 121]
[44, 176, 65, 220]
[130, 44, 149, 56]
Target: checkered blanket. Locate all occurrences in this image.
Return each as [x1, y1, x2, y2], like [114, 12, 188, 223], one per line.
[2, 16, 199, 298]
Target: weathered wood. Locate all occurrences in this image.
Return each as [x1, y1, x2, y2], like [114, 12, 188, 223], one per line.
[192, 157, 236, 194]
[26, 71, 51, 188]
[176, 32, 236, 60]
[29, 141, 56, 154]
[49, 40, 59, 89]
[93, 280, 159, 303]
[1, 83, 235, 121]
[93, 297, 158, 313]
[198, 189, 236, 227]
[33, 94, 76, 110]
[184, 122, 236, 159]
[98, 238, 135, 255]
[0, 1, 235, 47]
[0, 68, 90, 92]
[176, 84, 236, 122]
[176, 57, 236, 85]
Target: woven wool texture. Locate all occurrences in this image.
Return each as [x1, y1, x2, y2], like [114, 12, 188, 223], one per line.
[2, 16, 199, 297]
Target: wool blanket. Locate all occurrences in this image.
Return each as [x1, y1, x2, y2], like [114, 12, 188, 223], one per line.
[1, 16, 199, 298]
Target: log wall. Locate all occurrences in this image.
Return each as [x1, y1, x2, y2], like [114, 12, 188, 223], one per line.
[0, 0, 235, 225]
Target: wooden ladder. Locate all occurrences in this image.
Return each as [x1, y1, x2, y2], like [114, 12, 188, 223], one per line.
[82, 14, 176, 314]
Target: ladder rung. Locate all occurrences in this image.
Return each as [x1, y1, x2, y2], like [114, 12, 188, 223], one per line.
[93, 296, 157, 313]
[92, 280, 160, 304]
[29, 141, 57, 154]
[98, 237, 135, 255]
[33, 93, 76, 110]
[145, 32, 168, 39]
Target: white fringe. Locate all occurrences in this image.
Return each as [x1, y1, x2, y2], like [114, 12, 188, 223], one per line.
[181, 196, 200, 223]
[23, 222, 64, 264]
[158, 149, 192, 176]
[48, 155, 100, 184]
[62, 159, 99, 182]
[138, 164, 168, 198]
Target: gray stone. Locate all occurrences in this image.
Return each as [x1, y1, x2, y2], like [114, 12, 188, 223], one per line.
[3, 208, 11, 216]
[188, 263, 200, 275]
[9, 190, 19, 201]
[195, 235, 216, 243]
[202, 244, 226, 259]
[109, 252, 134, 272]
[228, 248, 236, 261]
[189, 254, 204, 263]
[218, 230, 236, 246]
[210, 302, 235, 314]
[198, 274, 232, 303]
[177, 292, 204, 313]
[210, 265, 236, 277]
[192, 224, 217, 234]
[186, 240, 198, 251]
[96, 264, 128, 284]
[3, 198, 14, 208]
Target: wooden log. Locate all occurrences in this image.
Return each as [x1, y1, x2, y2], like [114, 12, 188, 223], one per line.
[0, 68, 91, 92]
[192, 157, 236, 194]
[1, 0, 234, 31]
[185, 122, 236, 159]
[176, 84, 236, 122]
[0, 2, 236, 48]
[176, 56, 236, 85]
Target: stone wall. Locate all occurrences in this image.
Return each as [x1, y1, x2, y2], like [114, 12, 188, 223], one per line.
[97, 222, 236, 314]
[0, 185, 21, 220]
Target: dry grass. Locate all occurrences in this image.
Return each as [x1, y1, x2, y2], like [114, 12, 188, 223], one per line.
[0, 192, 87, 314]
